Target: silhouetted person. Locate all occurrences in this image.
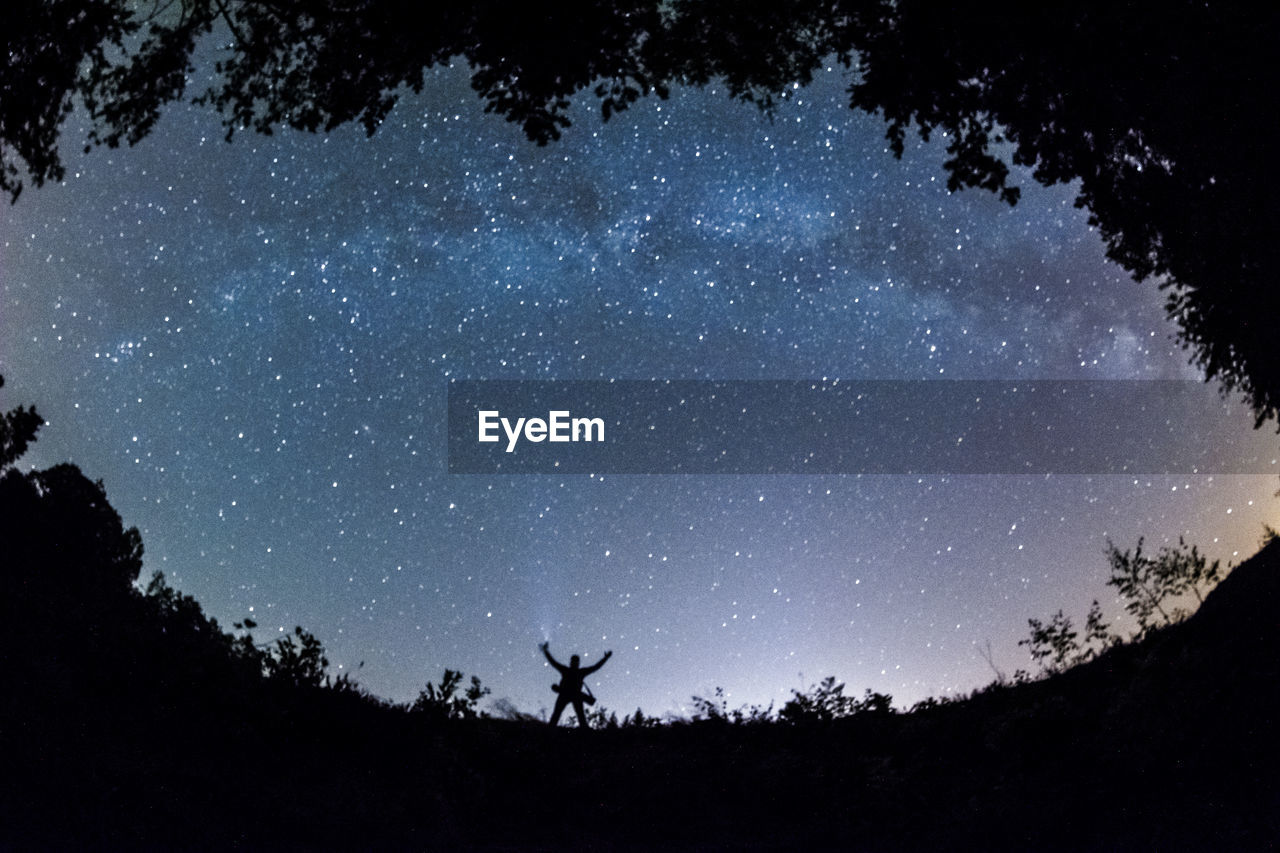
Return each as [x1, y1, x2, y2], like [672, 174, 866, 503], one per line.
[540, 641, 611, 727]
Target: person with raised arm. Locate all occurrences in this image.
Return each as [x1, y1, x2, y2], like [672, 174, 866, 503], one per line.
[540, 642, 612, 727]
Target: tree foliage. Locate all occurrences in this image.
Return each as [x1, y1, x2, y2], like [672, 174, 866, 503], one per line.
[262, 625, 330, 688]
[1019, 609, 1080, 673]
[412, 668, 491, 720]
[3, 2, 1278, 422]
[1, 372, 144, 618]
[1104, 536, 1224, 635]
[1021, 536, 1226, 674]
[0, 373, 357, 704]
[0, 376, 43, 470]
[1017, 600, 1121, 675]
[689, 686, 773, 725]
[779, 676, 894, 723]
[0, 0, 134, 201]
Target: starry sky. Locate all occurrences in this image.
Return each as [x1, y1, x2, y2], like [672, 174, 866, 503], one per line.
[2, 62, 1277, 717]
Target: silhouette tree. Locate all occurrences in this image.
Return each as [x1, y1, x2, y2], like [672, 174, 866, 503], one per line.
[1, 372, 148, 733]
[841, 3, 1280, 426]
[4, 4, 1278, 421]
[262, 625, 330, 688]
[0, 376, 43, 469]
[1105, 536, 1225, 635]
[779, 677, 894, 723]
[1, 372, 143, 625]
[0, 373, 357, 699]
[1021, 536, 1225, 675]
[412, 668, 491, 720]
[0, 0, 133, 201]
[1018, 609, 1081, 673]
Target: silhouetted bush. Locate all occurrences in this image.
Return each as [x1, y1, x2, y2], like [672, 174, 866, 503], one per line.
[262, 626, 330, 689]
[1021, 536, 1228, 676]
[412, 668, 491, 720]
[1106, 536, 1225, 634]
[780, 677, 895, 723]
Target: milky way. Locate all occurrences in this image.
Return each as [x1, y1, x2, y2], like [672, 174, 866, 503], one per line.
[2, 63, 1275, 717]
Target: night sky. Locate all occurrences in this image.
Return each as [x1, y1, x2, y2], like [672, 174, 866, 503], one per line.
[2, 63, 1276, 718]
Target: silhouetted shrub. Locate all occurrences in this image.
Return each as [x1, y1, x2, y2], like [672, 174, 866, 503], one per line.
[622, 707, 661, 728]
[780, 677, 895, 723]
[412, 668, 491, 720]
[1021, 536, 1228, 676]
[1106, 536, 1225, 635]
[263, 626, 330, 689]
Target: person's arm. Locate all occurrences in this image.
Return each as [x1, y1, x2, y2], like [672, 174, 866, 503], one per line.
[581, 649, 612, 675]
[540, 641, 567, 673]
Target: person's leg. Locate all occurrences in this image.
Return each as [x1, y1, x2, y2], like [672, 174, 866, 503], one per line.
[573, 698, 588, 727]
[549, 694, 569, 725]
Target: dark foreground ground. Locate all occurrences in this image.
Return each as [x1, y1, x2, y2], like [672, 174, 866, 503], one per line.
[4, 537, 1279, 851]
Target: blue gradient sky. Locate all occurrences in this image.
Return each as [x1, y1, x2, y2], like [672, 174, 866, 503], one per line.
[2, 63, 1276, 717]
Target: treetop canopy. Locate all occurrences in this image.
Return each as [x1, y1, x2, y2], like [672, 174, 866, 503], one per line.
[4, 1, 1277, 423]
